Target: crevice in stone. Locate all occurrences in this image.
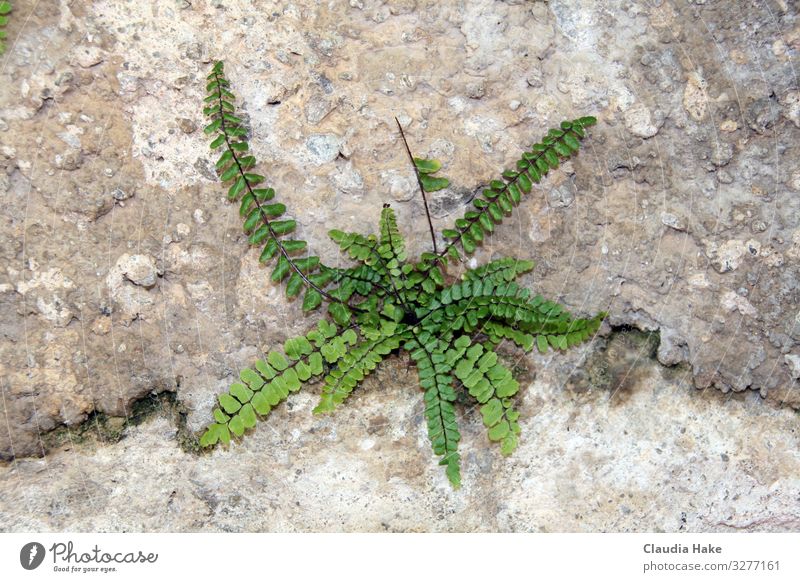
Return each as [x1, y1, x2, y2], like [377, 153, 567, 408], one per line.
[567, 326, 662, 406]
[37, 389, 203, 458]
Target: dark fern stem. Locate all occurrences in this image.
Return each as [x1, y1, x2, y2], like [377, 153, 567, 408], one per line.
[394, 117, 439, 254]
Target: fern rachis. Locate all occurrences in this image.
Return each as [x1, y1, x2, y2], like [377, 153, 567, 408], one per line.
[200, 61, 605, 488]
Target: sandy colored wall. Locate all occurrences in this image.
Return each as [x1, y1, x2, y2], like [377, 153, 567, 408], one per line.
[0, 0, 798, 531]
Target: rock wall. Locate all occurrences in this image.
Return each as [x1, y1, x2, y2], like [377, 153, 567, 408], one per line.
[0, 0, 798, 531]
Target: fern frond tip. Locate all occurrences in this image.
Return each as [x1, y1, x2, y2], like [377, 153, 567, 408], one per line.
[0, 2, 12, 55]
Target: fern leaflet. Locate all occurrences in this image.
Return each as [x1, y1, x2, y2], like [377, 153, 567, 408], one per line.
[0, 2, 11, 55]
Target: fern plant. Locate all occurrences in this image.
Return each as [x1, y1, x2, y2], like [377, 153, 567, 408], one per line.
[199, 61, 605, 487]
[0, 2, 10, 55]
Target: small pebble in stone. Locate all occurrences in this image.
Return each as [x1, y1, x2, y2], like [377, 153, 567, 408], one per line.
[466, 81, 486, 99]
[711, 142, 734, 167]
[305, 133, 342, 165]
[177, 118, 197, 134]
[111, 188, 133, 201]
[785, 355, 800, 380]
[304, 94, 334, 125]
[120, 254, 158, 289]
[184, 42, 204, 60]
[624, 102, 662, 138]
[745, 239, 761, 256]
[526, 68, 542, 88]
[716, 170, 734, 184]
[74, 46, 105, 68]
[746, 97, 780, 134]
[661, 212, 686, 231]
[383, 171, 415, 202]
[172, 76, 190, 90]
[54, 152, 84, 171]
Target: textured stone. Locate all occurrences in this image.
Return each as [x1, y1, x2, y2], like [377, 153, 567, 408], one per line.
[785, 355, 800, 380]
[0, 0, 798, 531]
[624, 102, 662, 138]
[1, 354, 799, 532]
[720, 290, 758, 317]
[304, 94, 335, 125]
[781, 91, 800, 128]
[683, 71, 708, 121]
[305, 134, 342, 165]
[746, 97, 781, 134]
[656, 328, 689, 366]
[660, 212, 686, 232]
[705, 240, 748, 273]
[119, 254, 159, 288]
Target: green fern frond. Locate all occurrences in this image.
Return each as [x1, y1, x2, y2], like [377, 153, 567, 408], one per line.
[448, 336, 521, 456]
[200, 319, 354, 446]
[406, 332, 462, 487]
[377, 205, 411, 301]
[0, 2, 11, 55]
[328, 230, 385, 269]
[204, 61, 351, 324]
[414, 157, 450, 193]
[325, 264, 388, 298]
[328, 225, 401, 290]
[199, 61, 607, 488]
[462, 257, 535, 284]
[481, 321, 534, 352]
[400, 259, 446, 308]
[438, 117, 596, 262]
[314, 320, 410, 414]
[419, 278, 605, 355]
[378, 205, 407, 264]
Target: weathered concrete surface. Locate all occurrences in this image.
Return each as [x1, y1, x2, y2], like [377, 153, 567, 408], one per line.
[0, 0, 798, 530]
[1, 341, 798, 532]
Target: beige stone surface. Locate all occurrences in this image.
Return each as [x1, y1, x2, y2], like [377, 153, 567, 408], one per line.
[1, 348, 798, 532]
[0, 0, 798, 531]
